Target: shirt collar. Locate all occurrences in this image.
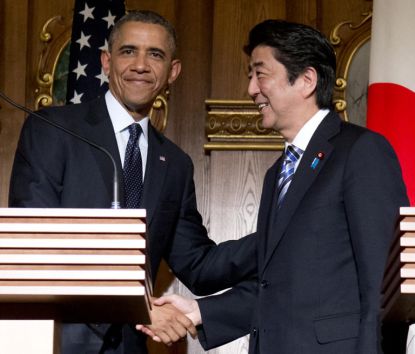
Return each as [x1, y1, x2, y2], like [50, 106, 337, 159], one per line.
[287, 108, 329, 152]
[105, 90, 149, 139]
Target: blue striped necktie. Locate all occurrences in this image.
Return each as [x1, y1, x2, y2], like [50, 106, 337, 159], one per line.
[276, 144, 303, 207]
[123, 123, 143, 208]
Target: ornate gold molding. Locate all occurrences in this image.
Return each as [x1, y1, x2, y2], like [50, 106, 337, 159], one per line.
[204, 99, 284, 151]
[149, 91, 169, 133]
[330, 12, 372, 121]
[35, 15, 71, 110]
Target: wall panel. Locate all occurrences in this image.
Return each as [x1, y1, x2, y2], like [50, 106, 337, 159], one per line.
[0, 0, 29, 207]
[211, 0, 286, 99]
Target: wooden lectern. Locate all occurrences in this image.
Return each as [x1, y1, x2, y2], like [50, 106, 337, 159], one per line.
[383, 207, 415, 322]
[0, 208, 151, 354]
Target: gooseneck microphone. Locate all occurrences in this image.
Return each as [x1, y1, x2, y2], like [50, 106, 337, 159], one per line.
[0, 91, 121, 209]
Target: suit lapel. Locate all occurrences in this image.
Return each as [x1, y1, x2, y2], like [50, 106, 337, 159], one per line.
[140, 125, 168, 227]
[83, 97, 124, 207]
[262, 112, 341, 272]
[257, 159, 281, 272]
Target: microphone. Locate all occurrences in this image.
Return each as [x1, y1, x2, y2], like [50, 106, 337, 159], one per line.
[0, 91, 121, 209]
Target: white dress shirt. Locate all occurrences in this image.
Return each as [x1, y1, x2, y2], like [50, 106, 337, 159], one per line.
[105, 90, 149, 179]
[286, 108, 329, 172]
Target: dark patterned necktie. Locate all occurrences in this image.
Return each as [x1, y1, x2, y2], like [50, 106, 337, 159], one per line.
[276, 144, 303, 207]
[123, 123, 143, 208]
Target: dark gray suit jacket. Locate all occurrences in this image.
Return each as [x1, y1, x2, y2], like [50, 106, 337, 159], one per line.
[9, 96, 256, 353]
[197, 112, 409, 354]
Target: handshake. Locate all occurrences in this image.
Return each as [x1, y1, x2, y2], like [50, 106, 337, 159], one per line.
[136, 294, 202, 346]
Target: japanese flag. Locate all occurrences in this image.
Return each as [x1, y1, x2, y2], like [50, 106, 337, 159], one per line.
[367, 0, 415, 204]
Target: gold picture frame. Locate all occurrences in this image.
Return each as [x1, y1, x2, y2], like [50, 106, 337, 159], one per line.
[330, 12, 372, 126]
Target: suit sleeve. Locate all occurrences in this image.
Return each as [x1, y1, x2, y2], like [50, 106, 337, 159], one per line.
[9, 113, 65, 207]
[197, 278, 257, 350]
[343, 132, 409, 353]
[164, 155, 258, 295]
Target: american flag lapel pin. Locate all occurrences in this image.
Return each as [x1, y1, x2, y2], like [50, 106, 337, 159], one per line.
[311, 152, 324, 170]
[159, 156, 166, 162]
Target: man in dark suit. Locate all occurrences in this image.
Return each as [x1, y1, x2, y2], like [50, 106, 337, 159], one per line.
[8, 10, 255, 354]
[143, 19, 409, 354]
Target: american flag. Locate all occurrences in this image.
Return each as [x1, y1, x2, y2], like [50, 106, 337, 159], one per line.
[66, 0, 125, 104]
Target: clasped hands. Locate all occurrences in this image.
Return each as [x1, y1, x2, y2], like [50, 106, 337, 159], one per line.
[136, 294, 201, 346]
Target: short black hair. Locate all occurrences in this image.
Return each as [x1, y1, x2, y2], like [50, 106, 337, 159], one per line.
[244, 19, 336, 109]
[108, 10, 177, 57]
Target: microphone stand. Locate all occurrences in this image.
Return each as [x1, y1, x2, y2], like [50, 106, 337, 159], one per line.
[0, 91, 121, 209]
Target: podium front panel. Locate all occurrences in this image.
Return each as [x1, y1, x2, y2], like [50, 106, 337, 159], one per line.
[0, 208, 151, 324]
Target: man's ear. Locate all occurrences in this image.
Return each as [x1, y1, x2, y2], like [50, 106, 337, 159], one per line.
[100, 50, 111, 76]
[301, 66, 318, 98]
[168, 59, 182, 85]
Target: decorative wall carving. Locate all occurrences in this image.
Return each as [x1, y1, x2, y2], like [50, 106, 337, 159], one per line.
[204, 99, 284, 151]
[330, 12, 372, 124]
[35, 15, 71, 110]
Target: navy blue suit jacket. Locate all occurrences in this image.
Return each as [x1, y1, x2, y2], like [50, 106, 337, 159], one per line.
[197, 112, 408, 354]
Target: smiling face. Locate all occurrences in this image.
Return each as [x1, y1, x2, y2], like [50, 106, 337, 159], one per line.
[248, 45, 318, 141]
[101, 21, 181, 120]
